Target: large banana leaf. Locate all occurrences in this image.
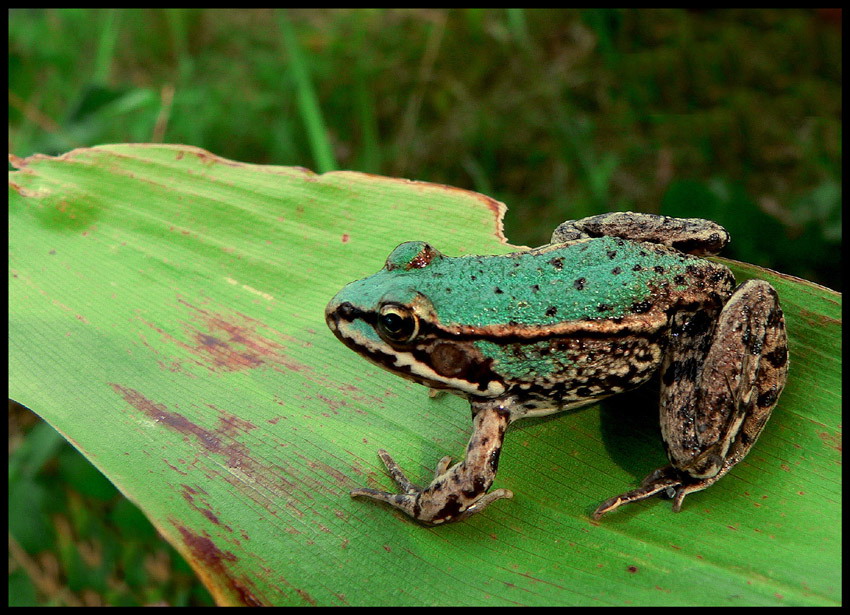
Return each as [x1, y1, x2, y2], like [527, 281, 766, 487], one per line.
[9, 144, 840, 605]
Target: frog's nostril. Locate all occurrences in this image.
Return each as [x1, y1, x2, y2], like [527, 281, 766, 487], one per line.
[336, 301, 356, 320]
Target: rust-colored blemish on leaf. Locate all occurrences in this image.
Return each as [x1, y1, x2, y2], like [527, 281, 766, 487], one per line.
[214, 405, 258, 436]
[138, 298, 313, 376]
[315, 393, 351, 414]
[188, 313, 279, 372]
[174, 523, 263, 606]
[306, 458, 350, 488]
[109, 383, 345, 516]
[817, 430, 842, 452]
[181, 484, 232, 530]
[108, 384, 283, 485]
[192, 148, 241, 167]
[294, 588, 317, 605]
[179, 299, 314, 374]
[109, 383, 226, 454]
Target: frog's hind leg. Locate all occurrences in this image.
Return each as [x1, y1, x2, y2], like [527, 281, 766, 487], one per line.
[594, 279, 788, 519]
[551, 212, 729, 256]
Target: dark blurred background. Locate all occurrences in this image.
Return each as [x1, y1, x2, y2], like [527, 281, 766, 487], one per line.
[8, 8, 841, 605]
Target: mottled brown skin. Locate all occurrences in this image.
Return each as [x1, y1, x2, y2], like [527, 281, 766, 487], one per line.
[566, 215, 788, 518]
[594, 278, 788, 518]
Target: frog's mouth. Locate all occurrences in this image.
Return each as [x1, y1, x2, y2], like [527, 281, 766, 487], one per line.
[325, 300, 507, 398]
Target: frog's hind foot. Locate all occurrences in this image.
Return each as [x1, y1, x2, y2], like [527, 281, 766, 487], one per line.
[593, 466, 688, 519]
[594, 462, 744, 519]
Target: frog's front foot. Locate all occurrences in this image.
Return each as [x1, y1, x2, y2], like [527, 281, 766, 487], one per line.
[351, 401, 514, 524]
[351, 449, 513, 525]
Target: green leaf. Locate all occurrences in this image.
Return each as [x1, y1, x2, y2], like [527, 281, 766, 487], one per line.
[9, 144, 840, 606]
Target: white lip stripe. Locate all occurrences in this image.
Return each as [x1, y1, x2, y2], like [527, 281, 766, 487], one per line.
[389, 348, 506, 396]
[338, 329, 505, 397]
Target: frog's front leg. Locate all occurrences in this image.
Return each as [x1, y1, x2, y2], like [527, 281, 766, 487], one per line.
[351, 398, 514, 524]
[594, 279, 788, 518]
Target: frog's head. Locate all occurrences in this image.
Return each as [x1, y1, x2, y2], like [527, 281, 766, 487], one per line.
[325, 241, 506, 397]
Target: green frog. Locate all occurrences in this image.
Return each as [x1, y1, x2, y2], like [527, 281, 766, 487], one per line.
[325, 212, 788, 524]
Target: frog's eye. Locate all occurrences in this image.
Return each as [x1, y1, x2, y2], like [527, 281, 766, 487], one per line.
[377, 304, 419, 344]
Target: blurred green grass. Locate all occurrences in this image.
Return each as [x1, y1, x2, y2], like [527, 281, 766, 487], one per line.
[8, 401, 215, 606]
[8, 8, 841, 606]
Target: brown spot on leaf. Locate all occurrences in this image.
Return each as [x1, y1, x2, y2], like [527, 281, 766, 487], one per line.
[109, 384, 263, 478]
[110, 383, 221, 447]
[817, 431, 841, 452]
[174, 523, 263, 606]
[139, 299, 313, 376]
[181, 484, 229, 529]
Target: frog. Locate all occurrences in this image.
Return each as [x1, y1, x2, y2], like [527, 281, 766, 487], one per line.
[325, 212, 788, 524]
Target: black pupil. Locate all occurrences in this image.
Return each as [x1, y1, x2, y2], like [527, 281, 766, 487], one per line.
[380, 310, 414, 340]
[382, 313, 404, 333]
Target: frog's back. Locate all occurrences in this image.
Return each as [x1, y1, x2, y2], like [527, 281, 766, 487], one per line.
[422, 236, 730, 328]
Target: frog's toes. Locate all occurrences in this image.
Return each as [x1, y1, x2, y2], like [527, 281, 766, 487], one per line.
[433, 455, 454, 479]
[456, 488, 514, 520]
[371, 448, 421, 493]
[593, 466, 684, 519]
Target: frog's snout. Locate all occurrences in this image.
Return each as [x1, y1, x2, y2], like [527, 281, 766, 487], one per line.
[324, 298, 344, 332]
[325, 299, 354, 329]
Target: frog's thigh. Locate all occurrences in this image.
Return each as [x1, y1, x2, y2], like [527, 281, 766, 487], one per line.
[660, 280, 788, 482]
[551, 212, 729, 255]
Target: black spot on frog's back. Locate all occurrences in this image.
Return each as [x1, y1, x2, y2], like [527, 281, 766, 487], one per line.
[630, 300, 652, 314]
